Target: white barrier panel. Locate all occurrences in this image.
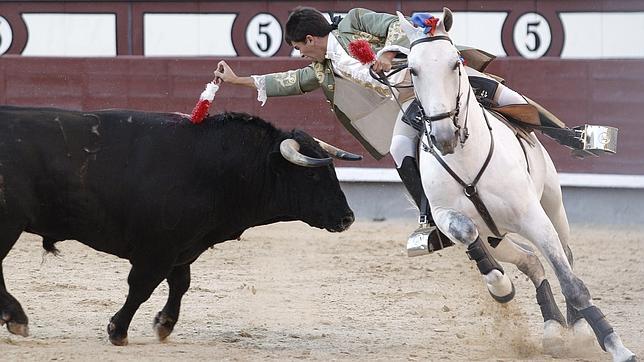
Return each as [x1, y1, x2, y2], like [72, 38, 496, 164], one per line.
[22, 13, 116, 57]
[336, 167, 644, 189]
[144, 13, 237, 56]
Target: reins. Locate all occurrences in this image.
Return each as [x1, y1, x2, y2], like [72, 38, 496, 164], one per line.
[424, 107, 501, 237]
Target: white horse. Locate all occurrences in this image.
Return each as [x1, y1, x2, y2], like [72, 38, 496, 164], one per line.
[397, 8, 637, 362]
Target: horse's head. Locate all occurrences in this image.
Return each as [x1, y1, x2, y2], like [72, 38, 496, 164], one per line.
[399, 8, 466, 155]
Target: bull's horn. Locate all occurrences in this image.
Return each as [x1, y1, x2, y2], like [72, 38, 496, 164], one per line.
[314, 138, 363, 161]
[280, 139, 333, 167]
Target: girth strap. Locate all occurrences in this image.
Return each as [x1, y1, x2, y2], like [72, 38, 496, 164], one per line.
[429, 107, 502, 237]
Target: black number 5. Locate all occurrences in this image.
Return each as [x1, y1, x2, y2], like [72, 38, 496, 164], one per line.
[257, 21, 272, 52]
[526, 21, 541, 52]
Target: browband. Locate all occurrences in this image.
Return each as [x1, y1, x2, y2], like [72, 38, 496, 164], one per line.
[410, 35, 453, 49]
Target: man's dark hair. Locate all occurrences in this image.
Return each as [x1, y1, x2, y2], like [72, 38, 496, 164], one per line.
[284, 7, 334, 45]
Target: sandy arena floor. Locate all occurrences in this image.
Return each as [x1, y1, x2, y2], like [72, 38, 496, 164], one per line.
[1, 221, 642, 361]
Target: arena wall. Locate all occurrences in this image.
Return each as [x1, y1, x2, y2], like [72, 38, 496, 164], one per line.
[1, 55, 642, 175]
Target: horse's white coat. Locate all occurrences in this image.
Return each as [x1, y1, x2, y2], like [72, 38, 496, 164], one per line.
[398, 9, 636, 362]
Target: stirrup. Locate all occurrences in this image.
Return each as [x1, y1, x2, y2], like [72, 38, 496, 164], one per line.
[407, 225, 454, 257]
[541, 124, 618, 158]
[572, 124, 618, 158]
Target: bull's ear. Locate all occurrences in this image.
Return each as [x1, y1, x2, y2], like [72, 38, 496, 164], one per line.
[441, 7, 453, 33]
[397, 11, 424, 43]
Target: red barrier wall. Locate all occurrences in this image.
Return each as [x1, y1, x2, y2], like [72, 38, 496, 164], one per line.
[1, 55, 642, 174]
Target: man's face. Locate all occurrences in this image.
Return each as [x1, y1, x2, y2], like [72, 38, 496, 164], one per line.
[291, 35, 326, 62]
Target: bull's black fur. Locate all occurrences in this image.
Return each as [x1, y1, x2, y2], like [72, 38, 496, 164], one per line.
[0, 105, 354, 344]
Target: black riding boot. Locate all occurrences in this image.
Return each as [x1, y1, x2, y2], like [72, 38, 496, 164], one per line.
[397, 156, 454, 256]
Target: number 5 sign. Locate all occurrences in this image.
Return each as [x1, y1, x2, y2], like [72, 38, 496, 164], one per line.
[0, 16, 13, 55]
[246, 13, 282, 57]
[513, 12, 552, 59]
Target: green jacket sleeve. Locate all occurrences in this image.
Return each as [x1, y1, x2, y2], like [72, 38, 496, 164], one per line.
[264, 64, 321, 97]
[337, 8, 410, 50]
[342, 8, 396, 38]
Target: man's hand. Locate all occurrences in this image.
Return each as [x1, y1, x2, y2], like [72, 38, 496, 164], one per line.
[213, 61, 237, 84]
[372, 51, 397, 73]
[212, 61, 256, 88]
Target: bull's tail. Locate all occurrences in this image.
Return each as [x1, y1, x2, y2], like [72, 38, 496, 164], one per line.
[42, 237, 61, 256]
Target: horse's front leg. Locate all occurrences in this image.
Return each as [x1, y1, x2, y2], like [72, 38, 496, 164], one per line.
[519, 205, 637, 362]
[493, 234, 567, 354]
[434, 209, 514, 302]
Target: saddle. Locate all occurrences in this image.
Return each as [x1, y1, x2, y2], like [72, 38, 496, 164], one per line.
[487, 104, 539, 147]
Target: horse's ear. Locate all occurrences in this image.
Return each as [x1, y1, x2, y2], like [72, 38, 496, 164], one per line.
[441, 7, 453, 33]
[397, 11, 425, 43]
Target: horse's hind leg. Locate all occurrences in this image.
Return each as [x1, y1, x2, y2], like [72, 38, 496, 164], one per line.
[540, 175, 591, 339]
[493, 234, 566, 354]
[0, 221, 29, 337]
[435, 210, 514, 301]
[520, 205, 636, 361]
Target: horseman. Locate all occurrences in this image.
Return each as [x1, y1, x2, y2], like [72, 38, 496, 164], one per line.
[213, 6, 594, 253]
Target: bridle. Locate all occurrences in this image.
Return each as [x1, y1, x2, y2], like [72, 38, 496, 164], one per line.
[372, 34, 501, 237]
[410, 35, 472, 149]
[372, 35, 471, 149]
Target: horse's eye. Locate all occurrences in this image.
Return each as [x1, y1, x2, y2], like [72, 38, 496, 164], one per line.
[452, 61, 459, 70]
[409, 68, 417, 76]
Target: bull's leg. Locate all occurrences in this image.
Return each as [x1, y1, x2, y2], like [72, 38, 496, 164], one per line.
[540, 175, 594, 343]
[434, 210, 514, 301]
[0, 223, 29, 337]
[492, 234, 566, 354]
[107, 256, 173, 346]
[153, 263, 191, 341]
[520, 205, 636, 362]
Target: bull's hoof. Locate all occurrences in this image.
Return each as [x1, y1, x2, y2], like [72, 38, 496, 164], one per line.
[2, 311, 29, 337]
[7, 322, 29, 337]
[107, 322, 128, 346]
[153, 312, 176, 341]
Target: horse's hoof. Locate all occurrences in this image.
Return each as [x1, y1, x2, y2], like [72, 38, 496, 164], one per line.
[107, 322, 128, 346]
[570, 319, 596, 350]
[484, 270, 515, 303]
[7, 322, 29, 337]
[543, 320, 565, 357]
[489, 283, 515, 303]
[623, 354, 638, 362]
[153, 312, 175, 341]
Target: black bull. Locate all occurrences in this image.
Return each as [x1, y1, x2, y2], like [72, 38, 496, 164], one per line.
[0, 105, 355, 345]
